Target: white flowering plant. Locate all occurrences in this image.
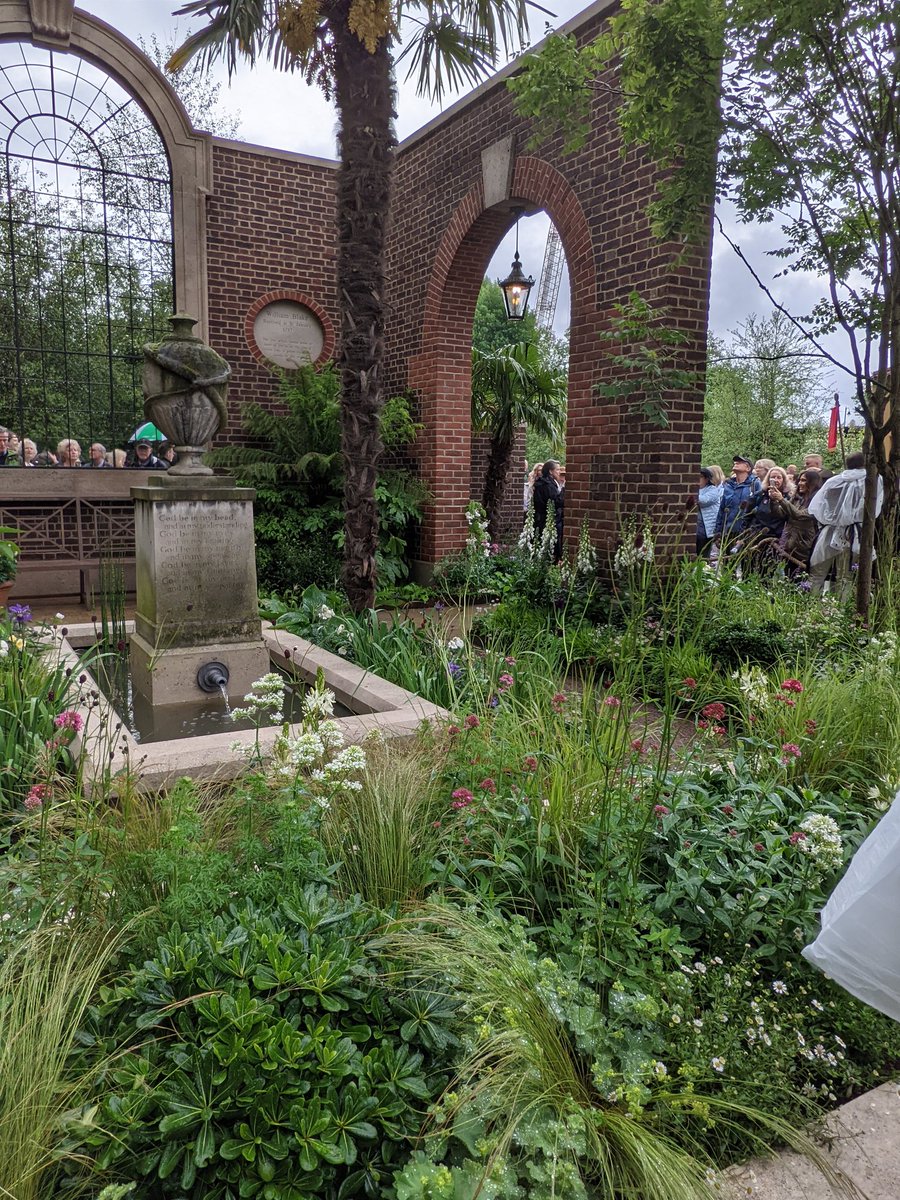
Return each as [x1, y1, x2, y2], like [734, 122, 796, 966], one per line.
[613, 515, 655, 577]
[231, 668, 367, 809]
[262, 585, 355, 657]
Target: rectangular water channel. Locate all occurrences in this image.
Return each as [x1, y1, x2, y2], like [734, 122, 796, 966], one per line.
[56, 622, 451, 792]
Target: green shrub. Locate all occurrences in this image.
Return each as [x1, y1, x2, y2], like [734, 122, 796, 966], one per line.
[209, 365, 428, 588]
[0, 611, 79, 810]
[700, 618, 789, 667]
[66, 890, 455, 1200]
[253, 494, 342, 595]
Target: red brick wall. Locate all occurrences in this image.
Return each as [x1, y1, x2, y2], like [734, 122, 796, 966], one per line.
[386, 1, 712, 565]
[201, 1, 712, 568]
[205, 140, 340, 439]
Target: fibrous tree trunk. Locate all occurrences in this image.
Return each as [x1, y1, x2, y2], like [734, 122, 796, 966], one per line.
[482, 434, 514, 542]
[332, 9, 395, 612]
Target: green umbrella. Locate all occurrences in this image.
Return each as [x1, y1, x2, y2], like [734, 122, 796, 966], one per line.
[129, 421, 166, 442]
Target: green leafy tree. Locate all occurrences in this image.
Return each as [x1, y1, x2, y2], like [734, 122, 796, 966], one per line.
[472, 279, 538, 356]
[171, 0, 530, 612]
[472, 280, 569, 469]
[139, 35, 242, 139]
[509, 0, 900, 615]
[471, 341, 566, 537]
[702, 312, 828, 468]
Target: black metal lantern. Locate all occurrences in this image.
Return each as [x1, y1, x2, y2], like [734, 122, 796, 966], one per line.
[499, 211, 534, 321]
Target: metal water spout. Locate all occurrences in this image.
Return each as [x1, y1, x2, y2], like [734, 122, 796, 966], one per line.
[196, 661, 230, 694]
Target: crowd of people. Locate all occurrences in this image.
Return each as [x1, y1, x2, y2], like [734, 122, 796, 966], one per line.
[0, 426, 876, 599]
[694, 450, 878, 597]
[0, 428, 175, 470]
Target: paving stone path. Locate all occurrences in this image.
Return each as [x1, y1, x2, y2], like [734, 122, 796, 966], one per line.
[726, 1083, 900, 1199]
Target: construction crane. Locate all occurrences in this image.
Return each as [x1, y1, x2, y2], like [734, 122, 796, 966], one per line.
[533, 223, 564, 331]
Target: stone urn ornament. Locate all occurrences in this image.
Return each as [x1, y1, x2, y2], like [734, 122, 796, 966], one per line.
[142, 313, 230, 476]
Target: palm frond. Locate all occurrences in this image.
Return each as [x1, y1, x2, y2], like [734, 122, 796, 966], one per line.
[471, 341, 567, 442]
[397, 0, 530, 100]
[169, 0, 297, 76]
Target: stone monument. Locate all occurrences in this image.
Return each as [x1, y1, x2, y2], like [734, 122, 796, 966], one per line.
[129, 313, 269, 707]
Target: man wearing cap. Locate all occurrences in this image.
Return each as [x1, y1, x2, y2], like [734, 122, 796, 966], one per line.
[714, 455, 762, 547]
[130, 439, 168, 470]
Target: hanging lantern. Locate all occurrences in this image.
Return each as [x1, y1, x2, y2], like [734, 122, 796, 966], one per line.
[499, 210, 534, 321]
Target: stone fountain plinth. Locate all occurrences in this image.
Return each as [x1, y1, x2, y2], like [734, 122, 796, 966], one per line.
[129, 314, 269, 708]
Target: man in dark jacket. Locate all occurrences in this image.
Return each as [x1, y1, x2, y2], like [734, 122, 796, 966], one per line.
[0, 427, 20, 466]
[533, 459, 564, 562]
[714, 455, 762, 545]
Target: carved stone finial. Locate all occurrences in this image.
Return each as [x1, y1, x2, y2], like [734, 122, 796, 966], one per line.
[27, 0, 74, 47]
[142, 313, 231, 477]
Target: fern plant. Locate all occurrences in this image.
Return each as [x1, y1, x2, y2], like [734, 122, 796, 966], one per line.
[209, 364, 429, 592]
[210, 362, 342, 498]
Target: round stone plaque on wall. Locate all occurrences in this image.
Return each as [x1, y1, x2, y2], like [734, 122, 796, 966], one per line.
[244, 290, 334, 370]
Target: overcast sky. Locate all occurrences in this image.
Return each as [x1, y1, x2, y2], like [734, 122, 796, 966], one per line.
[83, 0, 850, 410]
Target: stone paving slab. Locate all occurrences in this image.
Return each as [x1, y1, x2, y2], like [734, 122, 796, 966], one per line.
[726, 1083, 900, 1199]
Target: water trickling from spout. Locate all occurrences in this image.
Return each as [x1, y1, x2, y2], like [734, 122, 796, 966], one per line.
[218, 681, 231, 717]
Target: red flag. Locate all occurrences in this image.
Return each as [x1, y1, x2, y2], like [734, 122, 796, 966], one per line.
[827, 397, 840, 451]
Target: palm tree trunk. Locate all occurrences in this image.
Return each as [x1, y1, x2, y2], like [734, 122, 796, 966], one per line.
[482, 433, 514, 541]
[332, 12, 396, 612]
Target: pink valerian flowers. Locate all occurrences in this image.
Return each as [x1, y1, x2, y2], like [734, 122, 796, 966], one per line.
[701, 702, 726, 721]
[654, 804, 670, 817]
[781, 678, 804, 693]
[447, 725, 461, 737]
[478, 778, 497, 794]
[551, 692, 567, 711]
[54, 710, 83, 733]
[523, 755, 538, 772]
[451, 788, 475, 809]
[24, 783, 50, 811]
[682, 677, 697, 690]
[603, 695, 621, 709]
[721, 804, 735, 816]
[498, 673, 515, 691]
[782, 742, 802, 758]
[789, 830, 807, 846]
[630, 738, 646, 755]
[464, 714, 480, 729]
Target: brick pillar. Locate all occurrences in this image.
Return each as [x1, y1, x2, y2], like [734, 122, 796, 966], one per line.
[410, 199, 513, 567]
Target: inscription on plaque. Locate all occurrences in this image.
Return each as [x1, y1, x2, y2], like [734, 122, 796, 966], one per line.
[153, 503, 256, 615]
[253, 300, 324, 369]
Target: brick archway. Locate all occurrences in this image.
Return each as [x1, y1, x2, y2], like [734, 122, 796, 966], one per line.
[409, 156, 600, 565]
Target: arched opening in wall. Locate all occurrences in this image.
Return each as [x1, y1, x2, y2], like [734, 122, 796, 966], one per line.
[412, 161, 595, 571]
[473, 212, 570, 542]
[0, 40, 174, 461]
